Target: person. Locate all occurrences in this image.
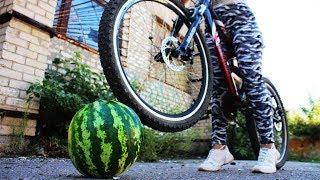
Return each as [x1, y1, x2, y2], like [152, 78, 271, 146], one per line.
[180, 0, 280, 174]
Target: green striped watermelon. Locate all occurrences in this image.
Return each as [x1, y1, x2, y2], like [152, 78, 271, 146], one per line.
[68, 100, 143, 178]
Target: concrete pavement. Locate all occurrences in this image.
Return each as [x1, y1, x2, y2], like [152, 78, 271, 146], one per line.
[0, 157, 319, 179]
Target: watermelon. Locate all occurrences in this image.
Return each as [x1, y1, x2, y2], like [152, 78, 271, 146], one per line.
[68, 100, 143, 178]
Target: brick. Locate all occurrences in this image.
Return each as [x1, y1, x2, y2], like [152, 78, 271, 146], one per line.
[34, 69, 45, 77]
[16, 47, 38, 59]
[34, 15, 51, 27]
[0, 22, 10, 29]
[14, 0, 27, 7]
[5, 33, 29, 48]
[37, 54, 47, 63]
[28, 0, 38, 4]
[12, 63, 35, 75]
[1, 4, 13, 14]
[2, 50, 26, 64]
[0, 35, 6, 43]
[0, 76, 9, 86]
[39, 39, 49, 47]
[19, 31, 39, 45]
[30, 100, 39, 110]
[49, 0, 58, 7]
[19, 90, 27, 98]
[0, 125, 35, 136]
[0, 27, 6, 36]
[9, 79, 31, 90]
[25, 58, 46, 69]
[9, 18, 31, 33]
[31, 28, 49, 41]
[5, 97, 26, 108]
[29, 43, 49, 55]
[0, 125, 13, 136]
[0, 59, 13, 69]
[25, 127, 36, 136]
[12, 5, 35, 19]
[4, 0, 13, 6]
[26, 2, 46, 16]
[0, 86, 19, 97]
[0, 67, 23, 80]
[2, 42, 16, 52]
[0, 95, 5, 104]
[38, 1, 54, 12]
[45, 11, 54, 20]
[6, 4, 14, 12]
[0, 8, 6, 15]
[1, 117, 37, 128]
[22, 73, 42, 83]
[6, 26, 19, 37]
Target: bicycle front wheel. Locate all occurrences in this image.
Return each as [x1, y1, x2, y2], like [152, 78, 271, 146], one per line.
[99, 0, 213, 132]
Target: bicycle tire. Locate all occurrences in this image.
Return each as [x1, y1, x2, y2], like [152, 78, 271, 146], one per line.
[98, 0, 213, 132]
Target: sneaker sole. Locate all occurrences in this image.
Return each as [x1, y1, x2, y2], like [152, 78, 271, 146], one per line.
[198, 167, 221, 172]
[198, 157, 235, 172]
[252, 168, 276, 174]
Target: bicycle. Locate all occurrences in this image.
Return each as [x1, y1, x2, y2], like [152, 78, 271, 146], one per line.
[98, 0, 288, 169]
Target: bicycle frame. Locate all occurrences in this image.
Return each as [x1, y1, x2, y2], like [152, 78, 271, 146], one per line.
[176, 0, 238, 96]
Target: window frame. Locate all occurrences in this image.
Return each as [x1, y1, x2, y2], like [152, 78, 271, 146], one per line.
[55, 0, 107, 53]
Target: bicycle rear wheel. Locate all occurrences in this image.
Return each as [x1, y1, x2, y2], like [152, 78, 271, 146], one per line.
[246, 77, 288, 169]
[99, 0, 213, 132]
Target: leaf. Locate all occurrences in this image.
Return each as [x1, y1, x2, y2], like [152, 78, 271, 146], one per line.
[26, 52, 116, 139]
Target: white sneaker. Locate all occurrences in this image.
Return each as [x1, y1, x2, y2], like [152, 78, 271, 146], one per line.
[252, 147, 280, 173]
[198, 146, 234, 172]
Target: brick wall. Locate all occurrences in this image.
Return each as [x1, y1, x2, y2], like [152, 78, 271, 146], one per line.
[0, 18, 51, 114]
[0, 0, 56, 27]
[0, 0, 57, 152]
[49, 37, 102, 71]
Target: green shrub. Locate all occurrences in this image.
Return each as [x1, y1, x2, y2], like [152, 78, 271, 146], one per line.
[288, 98, 320, 140]
[139, 128, 199, 162]
[227, 113, 256, 160]
[27, 52, 115, 138]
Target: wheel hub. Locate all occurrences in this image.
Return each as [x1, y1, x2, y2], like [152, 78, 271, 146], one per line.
[160, 36, 185, 72]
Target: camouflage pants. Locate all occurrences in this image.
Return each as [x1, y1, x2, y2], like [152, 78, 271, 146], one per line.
[206, 3, 274, 145]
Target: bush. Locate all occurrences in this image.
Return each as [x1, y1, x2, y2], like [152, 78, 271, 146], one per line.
[227, 113, 256, 160]
[139, 128, 199, 162]
[27, 52, 115, 138]
[288, 98, 320, 140]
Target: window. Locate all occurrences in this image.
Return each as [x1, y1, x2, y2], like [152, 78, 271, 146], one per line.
[53, 0, 107, 50]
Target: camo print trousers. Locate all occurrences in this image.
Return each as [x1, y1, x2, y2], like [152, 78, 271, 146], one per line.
[206, 3, 275, 145]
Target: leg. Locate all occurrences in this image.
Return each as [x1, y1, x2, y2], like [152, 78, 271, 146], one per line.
[214, 3, 274, 146]
[197, 33, 234, 172]
[214, 3, 280, 173]
[205, 33, 228, 146]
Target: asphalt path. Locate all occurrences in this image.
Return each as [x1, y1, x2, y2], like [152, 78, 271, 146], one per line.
[0, 157, 319, 179]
